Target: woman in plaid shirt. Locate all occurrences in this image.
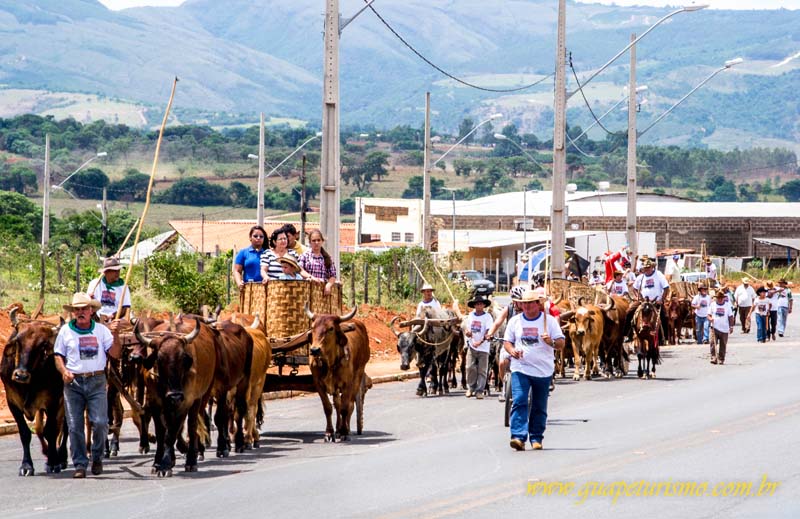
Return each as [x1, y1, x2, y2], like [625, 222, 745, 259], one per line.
[299, 229, 338, 295]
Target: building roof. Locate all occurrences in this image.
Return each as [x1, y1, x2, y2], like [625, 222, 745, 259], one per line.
[168, 219, 356, 254]
[457, 230, 596, 249]
[753, 237, 800, 251]
[119, 230, 182, 263]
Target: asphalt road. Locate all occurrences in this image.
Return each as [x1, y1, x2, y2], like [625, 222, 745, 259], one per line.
[1, 312, 798, 519]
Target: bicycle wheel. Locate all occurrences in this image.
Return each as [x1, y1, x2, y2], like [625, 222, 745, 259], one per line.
[503, 372, 512, 427]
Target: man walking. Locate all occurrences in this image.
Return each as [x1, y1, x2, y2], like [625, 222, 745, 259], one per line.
[734, 277, 756, 333]
[54, 293, 122, 478]
[464, 295, 494, 399]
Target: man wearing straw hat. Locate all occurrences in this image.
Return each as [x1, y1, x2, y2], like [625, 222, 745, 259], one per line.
[54, 293, 122, 478]
[416, 283, 442, 315]
[708, 290, 733, 365]
[503, 288, 565, 451]
[464, 294, 494, 399]
[86, 257, 131, 322]
[776, 278, 793, 337]
[734, 277, 756, 334]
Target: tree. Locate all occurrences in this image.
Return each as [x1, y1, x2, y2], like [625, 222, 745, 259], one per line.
[401, 176, 445, 199]
[227, 181, 255, 208]
[779, 179, 800, 202]
[0, 190, 40, 242]
[493, 124, 521, 157]
[457, 117, 476, 146]
[63, 167, 109, 199]
[0, 163, 38, 194]
[708, 180, 737, 202]
[738, 183, 759, 202]
[155, 177, 230, 206]
[108, 168, 150, 202]
[363, 151, 389, 182]
[452, 159, 472, 177]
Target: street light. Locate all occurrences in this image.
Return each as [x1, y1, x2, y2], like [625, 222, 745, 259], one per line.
[493, 133, 547, 171]
[551, 1, 706, 279]
[638, 58, 743, 137]
[52, 151, 108, 190]
[570, 85, 647, 143]
[430, 113, 503, 168]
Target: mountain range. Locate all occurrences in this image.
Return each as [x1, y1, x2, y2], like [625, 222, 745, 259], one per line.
[1, 0, 799, 152]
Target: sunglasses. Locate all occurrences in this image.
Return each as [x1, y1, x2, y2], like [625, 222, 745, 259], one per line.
[251, 235, 265, 239]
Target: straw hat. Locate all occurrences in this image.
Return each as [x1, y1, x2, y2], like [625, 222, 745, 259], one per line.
[741, 277, 750, 284]
[100, 256, 123, 272]
[514, 288, 544, 303]
[765, 280, 774, 289]
[420, 283, 434, 292]
[277, 256, 300, 272]
[63, 293, 101, 312]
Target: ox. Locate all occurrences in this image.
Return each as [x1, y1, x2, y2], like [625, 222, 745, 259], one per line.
[567, 304, 604, 381]
[134, 318, 215, 476]
[391, 309, 457, 397]
[599, 296, 630, 378]
[0, 310, 68, 476]
[235, 314, 271, 449]
[306, 306, 370, 442]
[664, 296, 691, 345]
[633, 299, 661, 379]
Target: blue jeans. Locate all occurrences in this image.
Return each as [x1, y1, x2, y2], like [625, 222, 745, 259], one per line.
[64, 374, 108, 468]
[755, 314, 767, 342]
[777, 307, 789, 335]
[510, 372, 551, 444]
[695, 316, 709, 344]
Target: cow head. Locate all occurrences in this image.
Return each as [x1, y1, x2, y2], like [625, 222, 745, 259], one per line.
[391, 317, 417, 371]
[571, 306, 599, 338]
[3, 309, 63, 384]
[306, 306, 357, 365]
[134, 317, 201, 406]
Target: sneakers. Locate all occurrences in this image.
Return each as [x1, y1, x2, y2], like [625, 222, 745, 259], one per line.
[73, 466, 86, 479]
[531, 441, 543, 450]
[779, 333, 784, 337]
[465, 389, 473, 398]
[91, 461, 103, 476]
[710, 357, 718, 364]
[509, 438, 525, 451]
[476, 392, 484, 400]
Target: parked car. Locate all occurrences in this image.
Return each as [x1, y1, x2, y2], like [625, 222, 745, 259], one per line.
[680, 271, 709, 283]
[449, 270, 495, 296]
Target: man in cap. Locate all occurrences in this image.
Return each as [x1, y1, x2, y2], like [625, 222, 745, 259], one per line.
[86, 257, 131, 322]
[776, 278, 793, 337]
[416, 283, 442, 315]
[503, 288, 565, 451]
[54, 293, 122, 478]
[605, 270, 629, 297]
[691, 283, 712, 344]
[464, 295, 494, 399]
[708, 290, 733, 364]
[733, 277, 756, 333]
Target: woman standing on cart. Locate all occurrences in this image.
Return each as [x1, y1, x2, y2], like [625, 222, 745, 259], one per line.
[260, 227, 309, 282]
[299, 229, 338, 295]
[233, 225, 268, 289]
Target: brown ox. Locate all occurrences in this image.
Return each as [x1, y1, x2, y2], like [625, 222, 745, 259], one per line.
[555, 298, 575, 378]
[600, 296, 630, 378]
[134, 318, 215, 476]
[664, 296, 691, 345]
[233, 314, 271, 449]
[0, 310, 68, 476]
[567, 304, 605, 381]
[306, 306, 370, 442]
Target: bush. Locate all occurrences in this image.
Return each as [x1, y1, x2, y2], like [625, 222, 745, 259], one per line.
[145, 251, 227, 313]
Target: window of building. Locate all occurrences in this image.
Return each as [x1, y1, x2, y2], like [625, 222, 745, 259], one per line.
[404, 232, 414, 242]
[391, 232, 401, 242]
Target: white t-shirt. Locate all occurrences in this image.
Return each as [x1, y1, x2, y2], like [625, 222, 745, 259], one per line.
[709, 301, 732, 333]
[467, 311, 495, 353]
[776, 289, 790, 309]
[754, 297, 771, 316]
[768, 290, 780, 311]
[734, 285, 756, 307]
[87, 276, 131, 319]
[503, 311, 565, 378]
[633, 270, 670, 302]
[691, 293, 711, 318]
[606, 280, 629, 296]
[416, 298, 442, 316]
[54, 320, 114, 373]
[706, 262, 718, 280]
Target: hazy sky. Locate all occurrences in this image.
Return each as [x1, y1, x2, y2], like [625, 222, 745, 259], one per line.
[97, 0, 800, 10]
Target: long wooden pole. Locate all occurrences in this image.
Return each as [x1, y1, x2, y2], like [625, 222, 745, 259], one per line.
[115, 218, 140, 258]
[116, 77, 178, 320]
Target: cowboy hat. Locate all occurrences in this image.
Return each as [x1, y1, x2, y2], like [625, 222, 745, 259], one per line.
[741, 277, 750, 284]
[514, 288, 546, 303]
[613, 269, 624, 276]
[63, 292, 101, 312]
[467, 295, 491, 308]
[642, 259, 655, 268]
[778, 278, 788, 285]
[765, 280, 774, 288]
[698, 283, 708, 290]
[99, 256, 123, 272]
[420, 283, 434, 291]
[714, 290, 727, 298]
[277, 255, 300, 272]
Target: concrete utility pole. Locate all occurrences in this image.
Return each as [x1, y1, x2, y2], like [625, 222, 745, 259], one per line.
[320, 0, 342, 266]
[101, 187, 108, 255]
[300, 154, 307, 245]
[40, 133, 50, 301]
[626, 34, 638, 260]
[422, 92, 431, 250]
[551, 0, 567, 280]
[257, 112, 266, 227]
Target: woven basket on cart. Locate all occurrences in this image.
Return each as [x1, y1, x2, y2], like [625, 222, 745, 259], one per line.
[239, 282, 267, 331]
[547, 279, 600, 307]
[669, 281, 697, 299]
[265, 281, 312, 338]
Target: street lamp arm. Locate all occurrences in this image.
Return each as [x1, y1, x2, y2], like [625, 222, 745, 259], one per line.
[567, 6, 705, 99]
[431, 114, 502, 167]
[341, 0, 377, 33]
[266, 134, 322, 179]
[572, 94, 629, 142]
[638, 60, 739, 138]
[53, 152, 108, 189]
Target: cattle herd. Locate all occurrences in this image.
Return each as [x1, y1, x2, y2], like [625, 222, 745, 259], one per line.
[0, 306, 369, 478]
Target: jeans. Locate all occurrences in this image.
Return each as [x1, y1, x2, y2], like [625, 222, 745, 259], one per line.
[777, 307, 789, 335]
[768, 311, 778, 338]
[63, 374, 108, 468]
[466, 348, 489, 393]
[695, 315, 709, 344]
[755, 314, 767, 342]
[509, 372, 551, 444]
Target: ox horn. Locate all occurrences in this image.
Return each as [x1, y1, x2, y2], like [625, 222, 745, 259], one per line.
[251, 313, 261, 329]
[9, 307, 19, 327]
[304, 304, 316, 321]
[389, 316, 401, 338]
[559, 310, 575, 322]
[134, 322, 153, 349]
[599, 297, 616, 312]
[168, 313, 176, 332]
[184, 317, 201, 344]
[418, 318, 429, 336]
[339, 307, 357, 323]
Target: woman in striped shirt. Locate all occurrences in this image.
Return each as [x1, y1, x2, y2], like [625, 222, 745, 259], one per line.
[299, 229, 338, 295]
[260, 228, 306, 282]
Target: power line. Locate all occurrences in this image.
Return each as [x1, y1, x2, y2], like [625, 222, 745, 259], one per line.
[569, 52, 616, 137]
[367, 4, 553, 93]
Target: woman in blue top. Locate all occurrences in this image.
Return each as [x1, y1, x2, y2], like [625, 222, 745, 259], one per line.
[233, 225, 267, 289]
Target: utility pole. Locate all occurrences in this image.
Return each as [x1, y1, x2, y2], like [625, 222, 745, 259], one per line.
[320, 0, 341, 265]
[626, 33, 639, 260]
[40, 133, 50, 301]
[200, 212, 205, 256]
[551, 0, 567, 280]
[300, 154, 307, 245]
[101, 187, 108, 255]
[257, 112, 265, 227]
[422, 91, 431, 250]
